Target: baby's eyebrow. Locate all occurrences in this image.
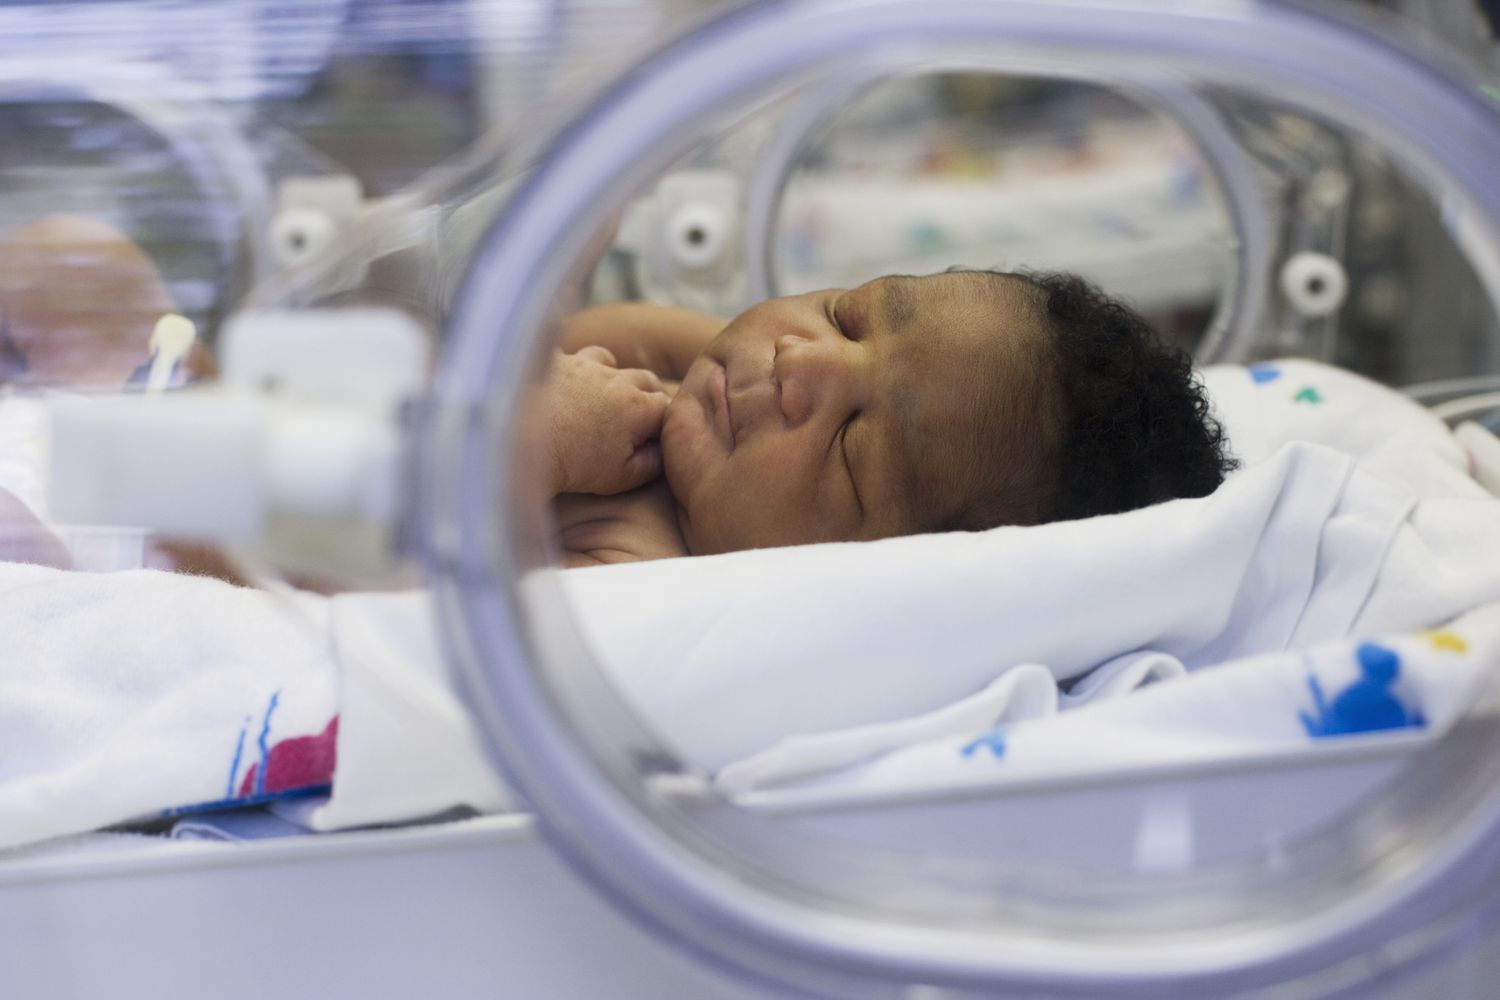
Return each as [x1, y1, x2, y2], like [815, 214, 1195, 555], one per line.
[880, 277, 918, 333]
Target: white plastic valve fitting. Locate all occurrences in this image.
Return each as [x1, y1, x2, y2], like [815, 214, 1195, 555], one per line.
[666, 202, 729, 270]
[1279, 251, 1348, 318]
[270, 207, 340, 267]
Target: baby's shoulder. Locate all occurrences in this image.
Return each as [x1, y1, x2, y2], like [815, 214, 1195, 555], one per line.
[554, 479, 687, 567]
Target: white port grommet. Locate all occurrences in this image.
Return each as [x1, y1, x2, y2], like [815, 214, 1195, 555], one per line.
[1279, 250, 1348, 318]
[666, 203, 727, 270]
[270, 207, 340, 267]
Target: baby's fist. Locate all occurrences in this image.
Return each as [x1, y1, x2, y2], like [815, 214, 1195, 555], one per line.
[547, 347, 670, 495]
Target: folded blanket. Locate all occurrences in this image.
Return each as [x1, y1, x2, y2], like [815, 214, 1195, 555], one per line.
[9, 435, 1390, 845]
[0, 566, 338, 850]
[727, 604, 1494, 797]
[568, 440, 1422, 771]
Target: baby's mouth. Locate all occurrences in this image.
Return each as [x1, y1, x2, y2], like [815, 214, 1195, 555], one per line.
[712, 363, 735, 449]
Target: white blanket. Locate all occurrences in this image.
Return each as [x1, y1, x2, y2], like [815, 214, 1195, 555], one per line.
[569, 440, 1386, 769]
[0, 568, 507, 850]
[724, 607, 1493, 797]
[325, 409, 1500, 824]
[0, 567, 338, 850]
[570, 439, 1500, 776]
[567, 359, 1500, 781]
[2, 359, 1498, 849]
[699, 359, 1500, 791]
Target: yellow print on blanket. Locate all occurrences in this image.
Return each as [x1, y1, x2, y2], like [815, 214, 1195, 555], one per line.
[1419, 629, 1469, 654]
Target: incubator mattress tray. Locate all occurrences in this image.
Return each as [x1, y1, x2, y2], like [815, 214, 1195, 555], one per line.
[1, 741, 1486, 1000]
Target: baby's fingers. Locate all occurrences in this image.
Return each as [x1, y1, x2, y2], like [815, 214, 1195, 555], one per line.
[622, 442, 662, 489]
[575, 345, 617, 367]
[622, 382, 671, 438]
[621, 367, 664, 393]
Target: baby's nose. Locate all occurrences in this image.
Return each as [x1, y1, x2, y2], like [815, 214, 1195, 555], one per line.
[775, 335, 865, 428]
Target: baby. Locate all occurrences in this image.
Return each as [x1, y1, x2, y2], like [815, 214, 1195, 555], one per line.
[0, 217, 1231, 572]
[544, 269, 1234, 567]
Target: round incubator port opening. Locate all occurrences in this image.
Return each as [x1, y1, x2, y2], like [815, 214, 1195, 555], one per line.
[748, 70, 1261, 363]
[425, 2, 1500, 997]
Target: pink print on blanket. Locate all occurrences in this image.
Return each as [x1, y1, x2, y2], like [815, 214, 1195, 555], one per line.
[161, 691, 337, 818]
[225, 690, 338, 800]
[236, 714, 339, 797]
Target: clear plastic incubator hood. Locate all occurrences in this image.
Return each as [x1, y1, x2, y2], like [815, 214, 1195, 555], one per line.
[6, 1, 1500, 999]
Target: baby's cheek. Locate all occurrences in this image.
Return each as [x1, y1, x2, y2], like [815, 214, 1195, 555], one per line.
[659, 403, 689, 460]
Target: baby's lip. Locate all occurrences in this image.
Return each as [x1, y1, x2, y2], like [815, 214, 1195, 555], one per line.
[712, 363, 735, 449]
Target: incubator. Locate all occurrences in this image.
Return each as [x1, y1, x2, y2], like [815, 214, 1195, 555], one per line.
[4, 1, 1500, 998]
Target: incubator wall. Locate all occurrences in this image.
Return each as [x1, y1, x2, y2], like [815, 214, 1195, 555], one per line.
[5, 2, 1500, 999]
[425, 3, 1500, 996]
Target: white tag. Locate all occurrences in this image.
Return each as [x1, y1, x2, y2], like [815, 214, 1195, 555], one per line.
[145, 313, 197, 393]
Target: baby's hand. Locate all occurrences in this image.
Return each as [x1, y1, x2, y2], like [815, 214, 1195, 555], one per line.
[547, 346, 670, 495]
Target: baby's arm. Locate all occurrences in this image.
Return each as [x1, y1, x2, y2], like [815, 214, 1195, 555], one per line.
[559, 302, 723, 381]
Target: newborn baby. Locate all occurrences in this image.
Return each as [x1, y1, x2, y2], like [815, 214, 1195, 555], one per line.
[545, 269, 1234, 567]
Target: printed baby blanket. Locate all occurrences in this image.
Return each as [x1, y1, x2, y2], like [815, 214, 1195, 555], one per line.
[0, 567, 338, 850]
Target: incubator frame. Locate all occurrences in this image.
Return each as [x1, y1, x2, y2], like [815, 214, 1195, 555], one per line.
[0, 1, 1493, 998]
[426, 1, 1500, 996]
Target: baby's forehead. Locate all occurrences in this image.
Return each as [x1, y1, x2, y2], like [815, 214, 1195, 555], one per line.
[869, 271, 1051, 528]
[914, 269, 1036, 315]
[857, 271, 1038, 340]
[880, 272, 1042, 363]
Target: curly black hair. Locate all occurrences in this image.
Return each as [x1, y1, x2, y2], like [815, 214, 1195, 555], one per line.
[935, 270, 1236, 530]
[1027, 271, 1236, 522]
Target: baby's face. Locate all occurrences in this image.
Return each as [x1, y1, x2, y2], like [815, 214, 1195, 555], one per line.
[661, 272, 1041, 554]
